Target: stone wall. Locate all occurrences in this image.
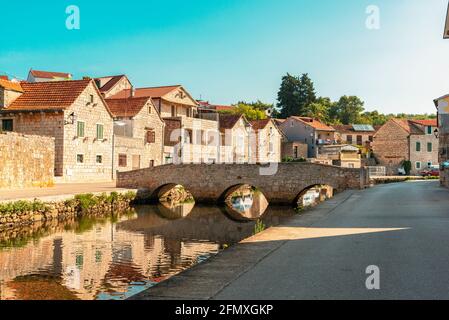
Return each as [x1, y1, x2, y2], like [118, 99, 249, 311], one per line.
[0, 192, 136, 231]
[117, 163, 367, 205]
[282, 141, 308, 160]
[0, 132, 55, 189]
[372, 120, 409, 175]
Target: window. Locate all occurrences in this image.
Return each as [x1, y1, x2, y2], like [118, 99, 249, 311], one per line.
[1, 119, 13, 132]
[96, 155, 103, 164]
[427, 126, 433, 135]
[187, 108, 192, 118]
[369, 136, 374, 142]
[347, 135, 353, 144]
[150, 160, 155, 167]
[171, 105, 176, 117]
[77, 154, 84, 164]
[146, 129, 155, 144]
[294, 146, 298, 159]
[90, 95, 94, 103]
[416, 162, 421, 170]
[416, 142, 421, 152]
[427, 142, 432, 152]
[118, 154, 127, 167]
[96, 124, 104, 140]
[77, 121, 85, 137]
[356, 135, 363, 145]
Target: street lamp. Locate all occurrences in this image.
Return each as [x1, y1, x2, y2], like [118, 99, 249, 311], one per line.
[434, 128, 440, 139]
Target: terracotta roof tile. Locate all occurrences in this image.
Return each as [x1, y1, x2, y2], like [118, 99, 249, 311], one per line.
[0, 79, 23, 92]
[30, 70, 72, 79]
[95, 75, 126, 93]
[110, 85, 181, 99]
[219, 114, 244, 132]
[4, 80, 91, 111]
[292, 116, 335, 131]
[105, 97, 150, 118]
[409, 119, 437, 127]
[249, 119, 271, 130]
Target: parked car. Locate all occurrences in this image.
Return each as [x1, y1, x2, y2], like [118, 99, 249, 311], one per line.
[420, 167, 440, 177]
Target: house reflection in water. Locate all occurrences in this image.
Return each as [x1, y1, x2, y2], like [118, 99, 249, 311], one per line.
[0, 202, 292, 300]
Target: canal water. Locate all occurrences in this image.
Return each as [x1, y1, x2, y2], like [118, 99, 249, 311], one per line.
[0, 194, 295, 300]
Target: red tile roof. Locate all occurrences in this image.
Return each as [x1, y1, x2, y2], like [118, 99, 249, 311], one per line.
[29, 69, 72, 79]
[110, 85, 181, 99]
[4, 80, 91, 111]
[0, 75, 9, 80]
[0, 79, 23, 92]
[95, 75, 126, 93]
[410, 119, 437, 127]
[292, 116, 335, 131]
[249, 119, 271, 130]
[219, 114, 245, 132]
[105, 97, 151, 118]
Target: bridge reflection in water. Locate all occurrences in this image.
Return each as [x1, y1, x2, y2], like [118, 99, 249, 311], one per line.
[0, 192, 294, 300]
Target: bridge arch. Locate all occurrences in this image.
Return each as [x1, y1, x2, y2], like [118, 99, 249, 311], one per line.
[295, 184, 335, 207]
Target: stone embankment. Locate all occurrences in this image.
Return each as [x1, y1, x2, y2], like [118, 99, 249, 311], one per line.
[0, 191, 136, 231]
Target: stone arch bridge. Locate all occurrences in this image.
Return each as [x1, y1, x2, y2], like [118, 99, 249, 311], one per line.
[117, 163, 368, 205]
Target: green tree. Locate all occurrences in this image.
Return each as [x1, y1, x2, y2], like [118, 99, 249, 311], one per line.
[302, 97, 333, 122]
[334, 96, 365, 125]
[231, 103, 267, 121]
[277, 73, 316, 118]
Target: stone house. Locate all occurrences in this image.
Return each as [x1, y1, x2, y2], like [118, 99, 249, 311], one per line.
[219, 114, 253, 163]
[105, 97, 165, 175]
[372, 118, 438, 175]
[249, 118, 282, 163]
[318, 144, 361, 169]
[0, 79, 114, 182]
[279, 116, 336, 158]
[333, 124, 378, 146]
[110, 85, 221, 164]
[27, 69, 72, 82]
[434, 94, 449, 186]
[95, 75, 133, 99]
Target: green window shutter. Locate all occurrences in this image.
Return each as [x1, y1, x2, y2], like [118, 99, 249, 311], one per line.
[77, 121, 85, 137]
[96, 124, 104, 140]
[427, 142, 432, 152]
[416, 142, 421, 152]
[427, 126, 432, 135]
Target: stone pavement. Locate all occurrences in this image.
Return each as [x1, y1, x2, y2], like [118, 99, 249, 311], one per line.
[130, 181, 449, 300]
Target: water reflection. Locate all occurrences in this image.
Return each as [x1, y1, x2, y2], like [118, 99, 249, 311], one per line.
[224, 185, 269, 221]
[297, 185, 334, 209]
[0, 203, 294, 300]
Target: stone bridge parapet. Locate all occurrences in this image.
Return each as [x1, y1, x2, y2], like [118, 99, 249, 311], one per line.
[117, 163, 367, 205]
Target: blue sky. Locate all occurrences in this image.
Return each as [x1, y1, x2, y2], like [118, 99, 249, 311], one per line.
[1, 0, 449, 114]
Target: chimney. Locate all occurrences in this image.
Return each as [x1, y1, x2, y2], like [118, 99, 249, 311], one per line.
[83, 76, 91, 80]
[130, 86, 136, 98]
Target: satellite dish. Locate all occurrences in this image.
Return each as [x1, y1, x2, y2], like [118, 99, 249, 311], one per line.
[444, 2, 449, 39]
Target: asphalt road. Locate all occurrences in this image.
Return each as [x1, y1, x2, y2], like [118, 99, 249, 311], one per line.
[214, 181, 449, 300]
